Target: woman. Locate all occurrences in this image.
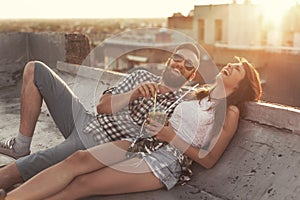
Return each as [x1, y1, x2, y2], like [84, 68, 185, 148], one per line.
[1, 57, 262, 200]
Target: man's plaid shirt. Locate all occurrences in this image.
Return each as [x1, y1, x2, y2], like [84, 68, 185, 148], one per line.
[83, 70, 182, 144]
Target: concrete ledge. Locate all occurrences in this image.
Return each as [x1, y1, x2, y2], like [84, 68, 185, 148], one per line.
[188, 119, 300, 200]
[242, 101, 300, 134]
[56, 61, 129, 113]
[57, 61, 127, 82]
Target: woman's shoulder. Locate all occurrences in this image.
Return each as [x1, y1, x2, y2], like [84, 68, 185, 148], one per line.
[222, 105, 240, 133]
[227, 105, 239, 115]
[224, 105, 240, 125]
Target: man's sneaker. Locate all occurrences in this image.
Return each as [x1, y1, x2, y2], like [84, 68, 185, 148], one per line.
[0, 138, 30, 159]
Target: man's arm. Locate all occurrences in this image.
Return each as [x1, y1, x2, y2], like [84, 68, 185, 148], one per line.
[97, 82, 159, 114]
[96, 91, 134, 114]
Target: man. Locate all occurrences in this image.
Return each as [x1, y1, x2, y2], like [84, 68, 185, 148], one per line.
[0, 42, 200, 190]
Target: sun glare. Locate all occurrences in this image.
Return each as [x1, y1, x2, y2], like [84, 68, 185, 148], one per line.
[257, 0, 297, 29]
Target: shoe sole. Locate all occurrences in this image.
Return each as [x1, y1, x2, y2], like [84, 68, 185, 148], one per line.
[0, 151, 30, 160]
[0, 164, 6, 168]
[0, 152, 17, 159]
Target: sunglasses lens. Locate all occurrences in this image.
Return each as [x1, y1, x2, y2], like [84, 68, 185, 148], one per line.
[185, 61, 195, 71]
[172, 54, 195, 71]
[172, 54, 184, 62]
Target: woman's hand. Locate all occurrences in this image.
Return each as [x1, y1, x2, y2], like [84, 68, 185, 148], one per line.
[145, 118, 176, 143]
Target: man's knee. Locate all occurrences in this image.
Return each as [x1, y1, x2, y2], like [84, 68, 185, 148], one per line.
[23, 61, 36, 81]
[23, 61, 50, 82]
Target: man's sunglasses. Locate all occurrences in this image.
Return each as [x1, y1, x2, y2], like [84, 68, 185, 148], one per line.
[171, 53, 196, 71]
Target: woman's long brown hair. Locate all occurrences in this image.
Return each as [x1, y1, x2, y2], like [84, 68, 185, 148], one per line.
[190, 57, 262, 150]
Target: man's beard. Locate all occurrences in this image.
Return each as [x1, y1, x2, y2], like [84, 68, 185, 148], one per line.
[161, 66, 188, 89]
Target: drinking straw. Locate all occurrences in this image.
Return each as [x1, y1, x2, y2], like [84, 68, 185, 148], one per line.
[164, 83, 199, 113]
[153, 90, 157, 113]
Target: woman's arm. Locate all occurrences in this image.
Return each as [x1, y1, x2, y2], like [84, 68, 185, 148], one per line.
[148, 105, 240, 169]
[189, 105, 239, 168]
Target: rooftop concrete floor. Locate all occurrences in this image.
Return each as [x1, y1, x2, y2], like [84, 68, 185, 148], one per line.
[0, 67, 299, 200]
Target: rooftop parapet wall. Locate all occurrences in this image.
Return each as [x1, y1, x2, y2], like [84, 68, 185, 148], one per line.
[57, 61, 127, 113]
[0, 32, 90, 88]
[242, 102, 300, 135]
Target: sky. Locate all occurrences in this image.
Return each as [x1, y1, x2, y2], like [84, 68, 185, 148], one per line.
[0, 0, 241, 18]
[0, 0, 298, 19]
[0, 0, 213, 19]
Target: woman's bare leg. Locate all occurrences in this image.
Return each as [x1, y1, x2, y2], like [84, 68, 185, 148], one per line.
[45, 157, 164, 200]
[6, 140, 130, 200]
[0, 163, 23, 190]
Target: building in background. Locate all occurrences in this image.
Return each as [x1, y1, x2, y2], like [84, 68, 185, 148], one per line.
[168, 1, 300, 107]
[169, 1, 300, 64]
[101, 28, 217, 85]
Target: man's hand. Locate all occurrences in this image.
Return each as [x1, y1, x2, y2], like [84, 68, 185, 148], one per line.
[131, 82, 160, 100]
[97, 82, 160, 114]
